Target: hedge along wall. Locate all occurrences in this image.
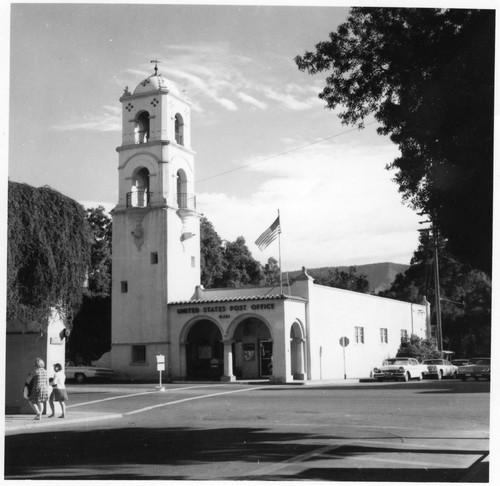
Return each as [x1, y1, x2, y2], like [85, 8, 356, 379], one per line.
[7, 181, 92, 327]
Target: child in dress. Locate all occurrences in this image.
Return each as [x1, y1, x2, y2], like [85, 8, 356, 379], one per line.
[49, 363, 68, 418]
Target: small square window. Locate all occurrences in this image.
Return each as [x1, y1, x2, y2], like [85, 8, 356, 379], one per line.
[121, 281, 128, 293]
[151, 252, 158, 264]
[132, 345, 146, 364]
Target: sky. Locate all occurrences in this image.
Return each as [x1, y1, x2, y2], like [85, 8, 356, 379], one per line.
[3, 1, 496, 272]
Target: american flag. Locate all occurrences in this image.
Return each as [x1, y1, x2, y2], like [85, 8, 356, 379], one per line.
[255, 216, 281, 251]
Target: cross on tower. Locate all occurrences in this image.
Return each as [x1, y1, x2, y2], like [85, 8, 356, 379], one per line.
[150, 59, 161, 76]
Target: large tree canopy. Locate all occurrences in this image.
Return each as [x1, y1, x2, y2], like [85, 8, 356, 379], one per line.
[7, 181, 92, 325]
[295, 8, 494, 274]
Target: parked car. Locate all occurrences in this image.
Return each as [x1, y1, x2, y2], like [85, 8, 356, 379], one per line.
[65, 361, 114, 383]
[372, 358, 427, 382]
[421, 359, 458, 379]
[455, 357, 491, 381]
[451, 359, 470, 367]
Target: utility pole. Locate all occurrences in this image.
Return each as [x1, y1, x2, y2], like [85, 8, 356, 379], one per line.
[432, 226, 444, 354]
[418, 213, 443, 354]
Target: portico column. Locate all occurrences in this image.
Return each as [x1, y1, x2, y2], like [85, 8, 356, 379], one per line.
[179, 343, 187, 380]
[221, 340, 236, 382]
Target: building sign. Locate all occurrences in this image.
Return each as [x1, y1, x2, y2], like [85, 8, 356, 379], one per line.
[176, 302, 276, 315]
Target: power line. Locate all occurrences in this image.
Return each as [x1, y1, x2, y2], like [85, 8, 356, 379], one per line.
[195, 121, 377, 184]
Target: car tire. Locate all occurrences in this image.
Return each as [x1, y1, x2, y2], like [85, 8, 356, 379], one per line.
[75, 373, 86, 384]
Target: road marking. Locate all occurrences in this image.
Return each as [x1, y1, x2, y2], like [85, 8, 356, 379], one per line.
[67, 384, 225, 408]
[239, 444, 342, 476]
[124, 386, 269, 416]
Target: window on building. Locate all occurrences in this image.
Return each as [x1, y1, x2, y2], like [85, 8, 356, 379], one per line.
[380, 328, 388, 343]
[355, 326, 364, 344]
[132, 345, 146, 364]
[191, 256, 195, 267]
[121, 281, 128, 293]
[401, 329, 409, 342]
[151, 252, 158, 264]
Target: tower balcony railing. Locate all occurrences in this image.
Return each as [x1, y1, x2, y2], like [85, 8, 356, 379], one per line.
[177, 193, 196, 210]
[127, 190, 151, 208]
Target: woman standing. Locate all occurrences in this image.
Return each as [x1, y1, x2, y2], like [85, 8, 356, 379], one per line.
[26, 358, 50, 420]
[49, 363, 68, 418]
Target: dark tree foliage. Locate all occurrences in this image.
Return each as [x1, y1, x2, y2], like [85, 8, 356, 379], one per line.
[296, 8, 494, 275]
[314, 266, 370, 293]
[200, 216, 225, 288]
[85, 206, 112, 297]
[68, 207, 112, 362]
[7, 181, 92, 325]
[379, 232, 491, 357]
[66, 294, 111, 364]
[214, 237, 264, 288]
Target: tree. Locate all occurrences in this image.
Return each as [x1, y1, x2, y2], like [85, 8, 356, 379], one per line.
[68, 206, 113, 363]
[397, 335, 441, 361]
[215, 237, 264, 288]
[7, 181, 92, 325]
[379, 232, 491, 357]
[295, 8, 494, 274]
[314, 266, 369, 293]
[200, 216, 225, 288]
[263, 257, 281, 286]
[85, 206, 112, 297]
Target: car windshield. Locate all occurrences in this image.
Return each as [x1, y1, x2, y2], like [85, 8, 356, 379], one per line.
[383, 359, 410, 365]
[423, 360, 443, 364]
[469, 359, 490, 365]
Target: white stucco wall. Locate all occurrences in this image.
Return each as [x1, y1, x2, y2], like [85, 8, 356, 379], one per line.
[307, 284, 428, 380]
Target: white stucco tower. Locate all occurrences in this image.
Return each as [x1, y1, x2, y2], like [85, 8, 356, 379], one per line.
[111, 64, 200, 380]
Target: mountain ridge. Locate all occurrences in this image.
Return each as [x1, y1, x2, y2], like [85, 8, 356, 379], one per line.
[285, 262, 409, 294]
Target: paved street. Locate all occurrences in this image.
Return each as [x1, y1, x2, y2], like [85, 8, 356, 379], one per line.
[4, 379, 490, 481]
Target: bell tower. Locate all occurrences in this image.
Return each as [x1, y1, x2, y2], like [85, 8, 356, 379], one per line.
[111, 63, 200, 380]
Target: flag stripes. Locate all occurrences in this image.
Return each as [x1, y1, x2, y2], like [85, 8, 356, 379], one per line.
[255, 216, 281, 251]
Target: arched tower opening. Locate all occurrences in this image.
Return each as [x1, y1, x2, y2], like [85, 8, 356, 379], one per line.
[128, 167, 150, 208]
[134, 111, 150, 144]
[176, 169, 189, 209]
[175, 113, 184, 145]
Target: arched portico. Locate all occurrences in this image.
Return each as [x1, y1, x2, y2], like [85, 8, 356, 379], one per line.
[290, 321, 307, 380]
[227, 315, 274, 381]
[180, 318, 224, 380]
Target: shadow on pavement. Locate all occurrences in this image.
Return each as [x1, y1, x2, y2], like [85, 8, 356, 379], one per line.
[4, 425, 489, 481]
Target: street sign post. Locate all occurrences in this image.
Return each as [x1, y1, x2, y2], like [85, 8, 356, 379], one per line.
[339, 337, 349, 379]
[156, 354, 165, 391]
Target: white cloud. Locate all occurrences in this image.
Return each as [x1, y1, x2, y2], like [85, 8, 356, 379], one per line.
[237, 92, 268, 110]
[198, 140, 420, 270]
[50, 105, 121, 132]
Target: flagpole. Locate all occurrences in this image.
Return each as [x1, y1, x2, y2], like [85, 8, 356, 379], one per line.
[278, 209, 283, 294]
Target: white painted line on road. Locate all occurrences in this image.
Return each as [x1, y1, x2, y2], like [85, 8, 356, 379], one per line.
[239, 444, 342, 477]
[67, 384, 225, 409]
[124, 386, 268, 416]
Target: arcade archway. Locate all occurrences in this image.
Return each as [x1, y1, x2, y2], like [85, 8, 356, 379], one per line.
[185, 320, 223, 380]
[232, 317, 273, 380]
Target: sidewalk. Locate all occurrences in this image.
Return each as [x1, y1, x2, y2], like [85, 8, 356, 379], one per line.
[4, 410, 122, 434]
